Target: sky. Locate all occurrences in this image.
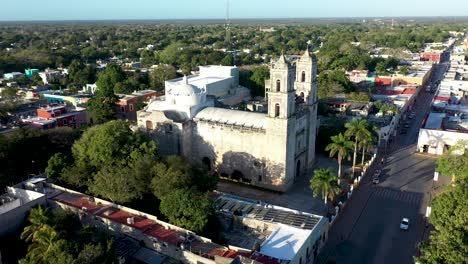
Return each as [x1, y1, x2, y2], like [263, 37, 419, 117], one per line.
[0, 0, 467, 21]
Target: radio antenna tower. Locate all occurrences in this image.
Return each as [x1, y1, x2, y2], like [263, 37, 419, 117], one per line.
[225, 0, 231, 49]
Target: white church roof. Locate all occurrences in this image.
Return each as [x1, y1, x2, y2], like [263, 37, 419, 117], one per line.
[194, 107, 267, 129]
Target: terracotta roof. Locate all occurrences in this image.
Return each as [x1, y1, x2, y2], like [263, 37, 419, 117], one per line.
[143, 225, 184, 246]
[98, 208, 155, 231]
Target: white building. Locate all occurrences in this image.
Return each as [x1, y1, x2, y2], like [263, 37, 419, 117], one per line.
[138, 51, 318, 191]
[0, 178, 47, 236]
[417, 78, 468, 155]
[165, 65, 248, 105]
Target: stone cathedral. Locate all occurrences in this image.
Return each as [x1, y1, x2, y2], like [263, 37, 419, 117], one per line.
[137, 50, 318, 191]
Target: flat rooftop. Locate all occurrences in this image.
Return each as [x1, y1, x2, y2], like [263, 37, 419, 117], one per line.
[167, 75, 230, 87]
[215, 193, 325, 262]
[45, 185, 255, 262]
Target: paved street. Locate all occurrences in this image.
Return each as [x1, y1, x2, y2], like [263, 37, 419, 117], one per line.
[318, 62, 448, 264]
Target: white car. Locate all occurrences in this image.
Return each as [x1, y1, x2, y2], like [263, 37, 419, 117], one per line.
[400, 218, 410, 230]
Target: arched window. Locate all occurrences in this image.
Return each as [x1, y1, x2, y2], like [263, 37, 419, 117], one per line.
[202, 157, 211, 171]
[275, 104, 280, 117]
[276, 80, 281, 92]
[301, 71, 306, 82]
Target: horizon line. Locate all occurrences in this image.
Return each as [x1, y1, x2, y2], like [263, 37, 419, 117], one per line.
[1, 15, 468, 23]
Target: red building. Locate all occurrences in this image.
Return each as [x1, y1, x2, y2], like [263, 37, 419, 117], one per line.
[375, 77, 392, 87]
[419, 52, 442, 63]
[23, 105, 87, 129]
[117, 89, 161, 120]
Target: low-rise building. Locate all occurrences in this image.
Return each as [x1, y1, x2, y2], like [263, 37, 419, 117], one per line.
[117, 89, 160, 121]
[39, 69, 64, 84]
[11, 179, 328, 264]
[0, 180, 47, 236]
[25, 69, 40, 78]
[417, 80, 468, 155]
[22, 105, 87, 129]
[3, 72, 25, 80]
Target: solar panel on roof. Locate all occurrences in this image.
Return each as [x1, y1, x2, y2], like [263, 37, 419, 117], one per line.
[230, 202, 245, 212]
[222, 200, 235, 211]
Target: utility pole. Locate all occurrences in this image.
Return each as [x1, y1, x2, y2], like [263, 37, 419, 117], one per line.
[225, 0, 231, 49]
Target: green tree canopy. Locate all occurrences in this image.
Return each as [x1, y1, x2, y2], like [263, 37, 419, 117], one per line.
[159, 188, 214, 233]
[416, 180, 468, 264]
[150, 65, 177, 92]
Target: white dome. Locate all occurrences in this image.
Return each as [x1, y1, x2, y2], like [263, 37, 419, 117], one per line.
[168, 76, 202, 96]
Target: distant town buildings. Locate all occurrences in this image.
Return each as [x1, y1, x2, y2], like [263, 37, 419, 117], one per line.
[417, 38, 468, 155]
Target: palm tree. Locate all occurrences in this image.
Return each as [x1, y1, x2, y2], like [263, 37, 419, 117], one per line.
[310, 168, 341, 205]
[326, 133, 353, 181]
[345, 118, 371, 175]
[359, 134, 374, 166]
[27, 224, 60, 261]
[21, 206, 51, 242]
[359, 123, 377, 166]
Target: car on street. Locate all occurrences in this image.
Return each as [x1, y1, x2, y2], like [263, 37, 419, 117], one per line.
[400, 218, 410, 230]
[372, 169, 381, 184]
[400, 129, 408, 134]
[404, 123, 410, 128]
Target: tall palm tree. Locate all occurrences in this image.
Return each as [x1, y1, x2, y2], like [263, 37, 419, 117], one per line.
[359, 134, 374, 166]
[326, 133, 353, 181]
[345, 118, 371, 175]
[310, 168, 341, 205]
[359, 123, 377, 166]
[21, 206, 51, 242]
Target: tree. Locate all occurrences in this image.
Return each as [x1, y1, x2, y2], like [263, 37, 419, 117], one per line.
[150, 65, 176, 91]
[221, 54, 234, 66]
[249, 66, 270, 97]
[45, 153, 71, 180]
[71, 120, 157, 174]
[1, 86, 18, 99]
[151, 162, 192, 199]
[325, 133, 353, 181]
[21, 206, 51, 243]
[68, 60, 95, 88]
[89, 165, 143, 203]
[436, 140, 468, 181]
[26, 224, 61, 261]
[359, 131, 375, 166]
[376, 61, 387, 74]
[86, 64, 125, 124]
[345, 118, 371, 174]
[159, 188, 214, 233]
[416, 180, 467, 264]
[310, 168, 341, 205]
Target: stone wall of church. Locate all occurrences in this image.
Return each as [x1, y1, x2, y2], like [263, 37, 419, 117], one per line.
[190, 119, 291, 191]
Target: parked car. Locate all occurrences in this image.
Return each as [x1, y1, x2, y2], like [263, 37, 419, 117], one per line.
[400, 129, 408, 134]
[400, 218, 410, 230]
[372, 169, 381, 184]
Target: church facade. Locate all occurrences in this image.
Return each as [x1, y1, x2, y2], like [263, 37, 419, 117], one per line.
[137, 50, 318, 191]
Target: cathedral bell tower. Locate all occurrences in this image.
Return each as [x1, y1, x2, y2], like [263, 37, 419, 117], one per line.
[294, 48, 317, 106]
[266, 54, 296, 119]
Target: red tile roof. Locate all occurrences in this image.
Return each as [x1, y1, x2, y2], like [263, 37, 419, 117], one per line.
[98, 209, 155, 231]
[52, 195, 104, 214]
[434, 96, 450, 102]
[402, 88, 417, 95]
[143, 224, 184, 246]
